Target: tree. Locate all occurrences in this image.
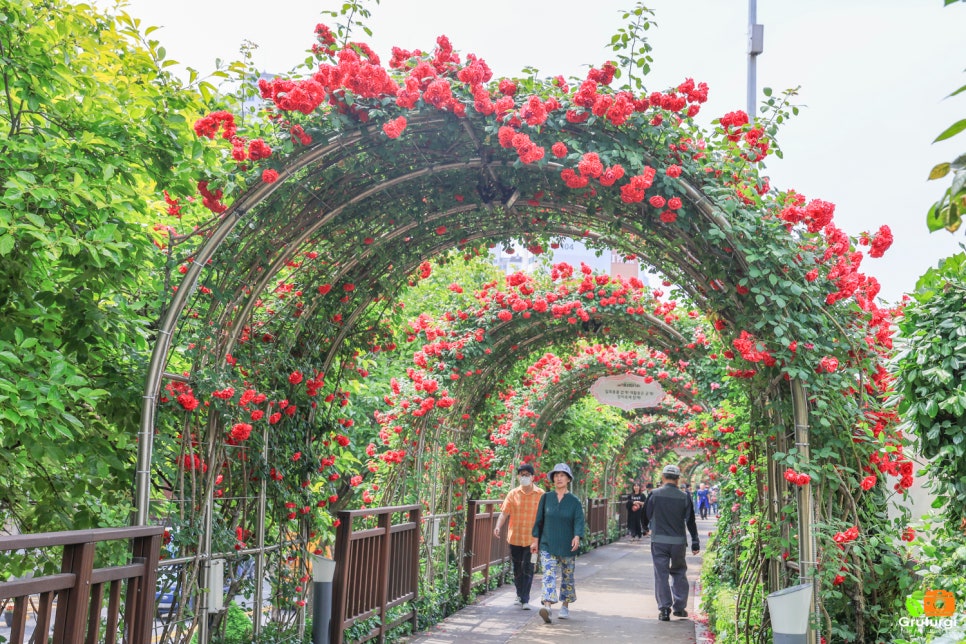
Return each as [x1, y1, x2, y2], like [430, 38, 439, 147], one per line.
[0, 0, 207, 534]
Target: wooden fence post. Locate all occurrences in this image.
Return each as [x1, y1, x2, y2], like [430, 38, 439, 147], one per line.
[460, 501, 475, 599]
[53, 540, 95, 643]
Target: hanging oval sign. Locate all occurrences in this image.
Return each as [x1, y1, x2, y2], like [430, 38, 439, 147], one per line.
[590, 373, 665, 410]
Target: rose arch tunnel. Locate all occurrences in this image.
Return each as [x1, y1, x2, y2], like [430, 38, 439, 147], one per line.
[132, 31, 902, 642]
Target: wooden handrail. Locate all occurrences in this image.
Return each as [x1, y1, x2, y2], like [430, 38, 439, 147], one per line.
[0, 526, 162, 550]
[0, 526, 163, 644]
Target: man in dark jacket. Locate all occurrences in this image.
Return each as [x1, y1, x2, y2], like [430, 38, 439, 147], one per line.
[642, 464, 700, 622]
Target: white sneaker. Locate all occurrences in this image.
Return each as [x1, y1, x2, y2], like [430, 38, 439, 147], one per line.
[539, 605, 552, 623]
[559, 605, 570, 619]
[521, 601, 531, 610]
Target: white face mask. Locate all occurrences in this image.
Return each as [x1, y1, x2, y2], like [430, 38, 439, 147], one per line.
[518, 475, 533, 487]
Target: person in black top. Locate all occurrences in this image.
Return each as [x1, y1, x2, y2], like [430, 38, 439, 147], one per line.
[642, 464, 700, 622]
[625, 483, 647, 541]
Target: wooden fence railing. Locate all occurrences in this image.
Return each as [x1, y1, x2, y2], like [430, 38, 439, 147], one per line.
[331, 504, 421, 644]
[460, 500, 509, 598]
[0, 526, 162, 644]
[615, 494, 629, 536]
[585, 497, 609, 546]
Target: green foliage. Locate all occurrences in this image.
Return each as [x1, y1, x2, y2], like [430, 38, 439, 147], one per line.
[925, 47, 965, 233]
[893, 252, 966, 641]
[757, 86, 802, 160]
[895, 524, 966, 642]
[415, 560, 466, 630]
[251, 619, 313, 644]
[549, 397, 628, 493]
[320, 0, 382, 46]
[607, 3, 656, 91]
[0, 0, 209, 534]
[703, 579, 740, 643]
[896, 253, 966, 507]
[210, 603, 254, 644]
[0, 3, 918, 641]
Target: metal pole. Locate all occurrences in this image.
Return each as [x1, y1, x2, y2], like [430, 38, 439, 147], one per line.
[312, 582, 332, 644]
[310, 554, 336, 644]
[197, 421, 221, 644]
[765, 418, 782, 593]
[790, 379, 819, 644]
[747, 0, 764, 118]
[135, 208, 243, 526]
[253, 423, 269, 637]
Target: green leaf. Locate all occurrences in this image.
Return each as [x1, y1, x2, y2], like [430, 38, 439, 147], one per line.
[934, 119, 966, 143]
[15, 170, 37, 184]
[61, 412, 83, 428]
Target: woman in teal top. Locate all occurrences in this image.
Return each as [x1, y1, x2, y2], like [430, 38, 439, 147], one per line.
[530, 462, 585, 623]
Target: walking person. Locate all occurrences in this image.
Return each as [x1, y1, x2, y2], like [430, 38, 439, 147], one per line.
[493, 463, 544, 610]
[642, 464, 700, 622]
[709, 486, 720, 518]
[696, 483, 711, 520]
[626, 483, 646, 540]
[531, 462, 585, 624]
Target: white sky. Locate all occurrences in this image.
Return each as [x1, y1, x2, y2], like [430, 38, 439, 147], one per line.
[117, 0, 965, 302]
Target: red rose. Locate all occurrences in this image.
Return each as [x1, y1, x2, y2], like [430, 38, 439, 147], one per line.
[230, 423, 252, 441]
[177, 393, 200, 411]
[868, 225, 893, 258]
[382, 116, 407, 139]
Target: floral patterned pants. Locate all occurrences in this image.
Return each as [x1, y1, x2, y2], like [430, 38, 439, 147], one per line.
[539, 550, 576, 605]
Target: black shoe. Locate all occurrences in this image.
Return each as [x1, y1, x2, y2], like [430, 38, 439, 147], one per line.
[658, 608, 670, 621]
[672, 609, 689, 618]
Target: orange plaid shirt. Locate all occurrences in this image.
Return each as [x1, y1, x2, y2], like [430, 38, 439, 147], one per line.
[500, 485, 544, 547]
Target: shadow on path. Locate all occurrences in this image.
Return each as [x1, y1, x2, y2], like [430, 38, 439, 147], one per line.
[407, 517, 717, 643]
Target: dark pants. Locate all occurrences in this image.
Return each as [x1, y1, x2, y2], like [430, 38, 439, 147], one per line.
[509, 544, 535, 603]
[628, 510, 644, 537]
[699, 503, 709, 519]
[651, 542, 689, 612]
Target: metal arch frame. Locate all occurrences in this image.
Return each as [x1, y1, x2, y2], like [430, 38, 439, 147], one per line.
[133, 109, 817, 637]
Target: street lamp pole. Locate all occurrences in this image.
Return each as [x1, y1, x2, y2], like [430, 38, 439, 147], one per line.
[747, 0, 764, 118]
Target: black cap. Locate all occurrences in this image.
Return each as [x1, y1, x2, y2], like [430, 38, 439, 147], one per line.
[517, 463, 535, 475]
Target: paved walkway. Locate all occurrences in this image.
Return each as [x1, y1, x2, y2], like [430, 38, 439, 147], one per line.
[407, 517, 716, 643]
